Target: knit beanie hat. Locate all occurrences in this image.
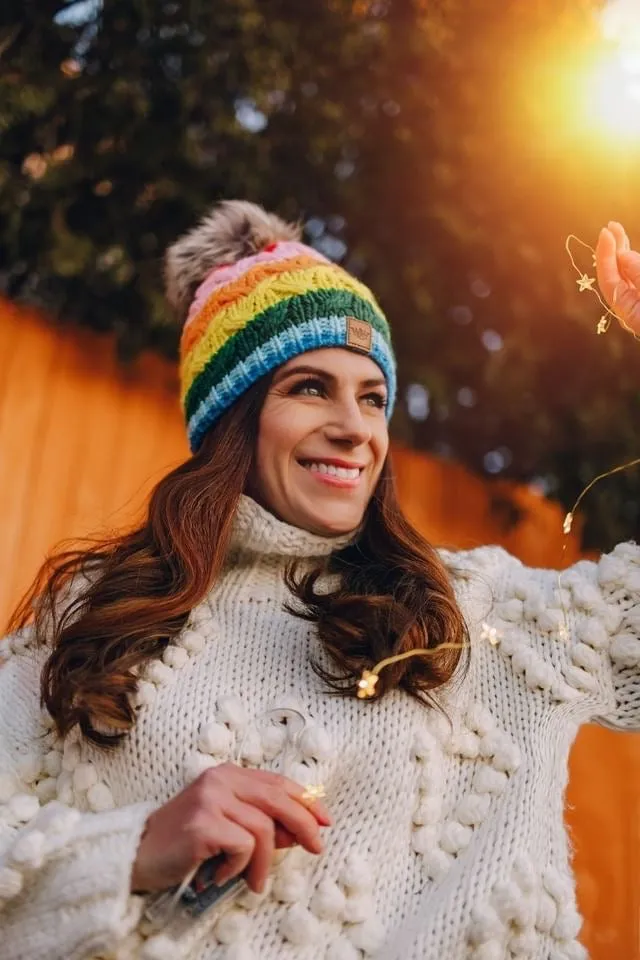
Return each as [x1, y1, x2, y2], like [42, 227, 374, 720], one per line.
[165, 200, 397, 452]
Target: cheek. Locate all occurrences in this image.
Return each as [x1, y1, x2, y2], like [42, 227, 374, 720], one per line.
[372, 425, 390, 469]
[256, 409, 303, 473]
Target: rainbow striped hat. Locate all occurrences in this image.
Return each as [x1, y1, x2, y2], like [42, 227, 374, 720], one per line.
[167, 202, 397, 452]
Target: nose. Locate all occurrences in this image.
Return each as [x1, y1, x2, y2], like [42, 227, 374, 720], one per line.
[322, 397, 372, 448]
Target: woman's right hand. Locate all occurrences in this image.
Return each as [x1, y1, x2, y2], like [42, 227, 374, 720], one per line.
[130, 763, 332, 895]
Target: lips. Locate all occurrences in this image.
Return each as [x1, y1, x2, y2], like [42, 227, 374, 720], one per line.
[299, 460, 363, 480]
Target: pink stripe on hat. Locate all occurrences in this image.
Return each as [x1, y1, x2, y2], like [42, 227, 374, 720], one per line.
[184, 240, 329, 330]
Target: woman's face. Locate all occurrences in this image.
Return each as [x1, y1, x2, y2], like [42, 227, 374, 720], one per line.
[249, 348, 390, 536]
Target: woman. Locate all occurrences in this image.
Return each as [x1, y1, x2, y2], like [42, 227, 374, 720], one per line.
[0, 203, 638, 960]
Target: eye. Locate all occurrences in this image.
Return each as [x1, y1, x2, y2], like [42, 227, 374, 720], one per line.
[289, 377, 328, 398]
[363, 391, 388, 410]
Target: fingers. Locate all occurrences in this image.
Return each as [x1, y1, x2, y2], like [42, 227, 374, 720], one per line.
[208, 816, 256, 888]
[618, 250, 640, 289]
[222, 800, 275, 892]
[601, 221, 640, 334]
[232, 771, 329, 855]
[595, 225, 621, 306]
[607, 220, 630, 253]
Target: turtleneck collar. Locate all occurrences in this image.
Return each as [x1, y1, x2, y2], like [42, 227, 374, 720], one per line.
[229, 494, 358, 559]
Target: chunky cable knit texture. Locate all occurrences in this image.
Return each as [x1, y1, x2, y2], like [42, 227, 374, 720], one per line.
[1, 495, 639, 960]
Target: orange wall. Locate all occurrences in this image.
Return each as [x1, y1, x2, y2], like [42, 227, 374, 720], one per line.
[0, 300, 637, 958]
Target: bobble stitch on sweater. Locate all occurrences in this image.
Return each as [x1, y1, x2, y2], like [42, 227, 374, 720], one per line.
[7, 793, 40, 823]
[217, 695, 248, 731]
[261, 724, 287, 759]
[238, 728, 264, 766]
[455, 792, 491, 827]
[44, 749, 63, 778]
[73, 761, 99, 793]
[473, 765, 508, 795]
[0, 866, 23, 901]
[144, 661, 174, 688]
[467, 903, 503, 946]
[478, 730, 520, 775]
[198, 721, 234, 757]
[493, 878, 536, 929]
[163, 646, 189, 670]
[310, 877, 347, 921]
[86, 781, 115, 811]
[466, 700, 495, 737]
[550, 941, 589, 960]
[140, 933, 186, 960]
[133, 680, 157, 709]
[469, 941, 505, 960]
[299, 724, 333, 763]
[535, 890, 558, 933]
[422, 844, 454, 881]
[446, 729, 480, 759]
[9, 830, 46, 870]
[338, 853, 373, 896]
[176, 629, 206, 655]
[34, 778, 58, 803]
[596, 553, 627, 587]
[508, 928, 538, 957]
[325, 937, 361, 960]
[494, 598, 524, 622]
[56, 770, 74, 805]
[272, 868, 308, 903]
[551, 905, 583, 941]
[224, 944, 257, 960]
[346, 915, 385, 954]
[440, 820, 473, 855]
[411, 726, 445, 861]
[342, 892, 375, 924]
[412, 824, 439, 855]
[413, 794, 443, 826]
[62, 739, 81, 772]
[16, 754, 44, 785]
[279, 904, 321, 945]
[184, 751, 217, 783]
[215, 907, 252, 944]
[610, 633, 640, 667]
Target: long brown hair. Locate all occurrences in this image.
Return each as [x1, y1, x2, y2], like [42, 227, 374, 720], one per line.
[6, 378, 469, 748]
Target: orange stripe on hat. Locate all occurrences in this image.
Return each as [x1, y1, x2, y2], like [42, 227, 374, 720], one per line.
[181, 253, 324, 357]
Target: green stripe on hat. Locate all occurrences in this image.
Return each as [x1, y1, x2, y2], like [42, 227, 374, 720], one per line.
[183, 287, 391, 422]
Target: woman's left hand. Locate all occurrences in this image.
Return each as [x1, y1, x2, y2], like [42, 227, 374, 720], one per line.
[595, 221, 640, 335]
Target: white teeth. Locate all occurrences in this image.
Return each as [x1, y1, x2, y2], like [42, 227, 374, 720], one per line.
[303, 462, 360, 480]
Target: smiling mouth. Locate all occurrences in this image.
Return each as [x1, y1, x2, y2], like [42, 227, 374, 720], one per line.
[298, 460, 364, 481]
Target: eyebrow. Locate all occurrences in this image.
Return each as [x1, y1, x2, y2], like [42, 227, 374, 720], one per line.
[273, 363, 387, 390]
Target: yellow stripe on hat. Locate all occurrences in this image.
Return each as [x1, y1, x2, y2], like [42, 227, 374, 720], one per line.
[180, 263, 383, 403]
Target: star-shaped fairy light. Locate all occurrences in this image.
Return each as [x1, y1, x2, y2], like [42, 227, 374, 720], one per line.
[357, 669, 379, 699]
[562, 512, 574, 535]
[301, 783, 327, 804]
[480, 622, 501, 647]
[597, 315, 610, 335]
[577, 273, 597, 292]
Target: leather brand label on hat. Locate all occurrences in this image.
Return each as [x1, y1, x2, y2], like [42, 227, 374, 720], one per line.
[346, 316, 372, 353]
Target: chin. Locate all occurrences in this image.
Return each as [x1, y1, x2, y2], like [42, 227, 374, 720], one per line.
[298, 503, 366, 537]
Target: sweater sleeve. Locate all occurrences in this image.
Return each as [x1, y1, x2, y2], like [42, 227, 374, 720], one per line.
[0, 636, 156, 960]
[448, 541, 640, 732]
[561, 542, 640, 731]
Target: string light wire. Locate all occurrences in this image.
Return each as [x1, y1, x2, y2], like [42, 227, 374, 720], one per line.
[356, 229, 640, 694]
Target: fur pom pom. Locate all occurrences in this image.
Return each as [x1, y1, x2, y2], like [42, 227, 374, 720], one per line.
[165, 200, 301, 323]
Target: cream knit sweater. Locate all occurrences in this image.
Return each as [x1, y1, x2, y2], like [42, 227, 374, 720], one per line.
[1, 495, 639, 960]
